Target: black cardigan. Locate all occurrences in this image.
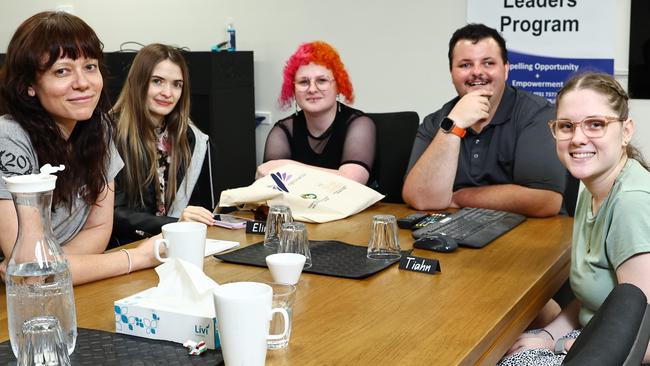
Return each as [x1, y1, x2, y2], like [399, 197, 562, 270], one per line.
[110, 127, 216, 247]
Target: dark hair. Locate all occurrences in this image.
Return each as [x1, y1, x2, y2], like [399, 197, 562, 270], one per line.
[557, 72, 649, 171]
[0, 11, 112, 207]
[113, 44, 192, 210]
[448, 23, 508, 69]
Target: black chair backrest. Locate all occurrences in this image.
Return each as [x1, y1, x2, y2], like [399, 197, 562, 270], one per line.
[563, 283, 650, 366]
[563, 171, 580, 217]
[367, 112, 419, 203]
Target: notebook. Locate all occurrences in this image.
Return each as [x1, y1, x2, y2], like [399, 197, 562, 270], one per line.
[411, 207, 526, 248]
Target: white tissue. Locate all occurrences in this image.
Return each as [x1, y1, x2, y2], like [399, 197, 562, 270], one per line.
[134, 259, 219, 316]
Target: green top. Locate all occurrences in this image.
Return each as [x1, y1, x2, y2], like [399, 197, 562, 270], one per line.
[570, 158, 650, 326]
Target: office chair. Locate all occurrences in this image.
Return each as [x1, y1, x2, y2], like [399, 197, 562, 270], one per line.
[563, 283, 650, 366]
[367, 112, 419, 203]
[563, 171, 580, 217]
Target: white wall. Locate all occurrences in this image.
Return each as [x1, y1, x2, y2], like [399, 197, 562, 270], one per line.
[1, 0, 648, 162]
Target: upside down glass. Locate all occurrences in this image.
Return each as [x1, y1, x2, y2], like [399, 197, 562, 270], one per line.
[264, 205, 293, 249]
[367, 215, 401, 260]
[278, 222, 312, 269]
[18, 316, 71, 366]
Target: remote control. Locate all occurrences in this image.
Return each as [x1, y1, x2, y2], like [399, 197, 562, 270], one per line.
[397, 212, 429, 229]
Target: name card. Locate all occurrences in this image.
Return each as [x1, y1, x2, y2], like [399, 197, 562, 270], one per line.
[246, 220, 266, 234]
[399, 256, 440, 275]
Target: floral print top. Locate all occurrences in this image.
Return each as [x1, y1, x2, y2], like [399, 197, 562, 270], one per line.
[155, 123, 171, 216]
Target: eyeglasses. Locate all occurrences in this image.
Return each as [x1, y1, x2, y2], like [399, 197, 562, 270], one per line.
[294, 76, 334, 92]
[547, 116, 625, 141]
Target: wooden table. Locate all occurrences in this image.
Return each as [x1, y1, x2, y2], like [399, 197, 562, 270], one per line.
[0, 203, 573, 365]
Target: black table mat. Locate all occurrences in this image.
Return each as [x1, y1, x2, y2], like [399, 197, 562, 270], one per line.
[0, 328, 223, 365]
[216, 240, 407, 279]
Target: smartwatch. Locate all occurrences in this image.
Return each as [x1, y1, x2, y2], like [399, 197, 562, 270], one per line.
[554, 338, 568, 355]
[440, 117, 466, 138]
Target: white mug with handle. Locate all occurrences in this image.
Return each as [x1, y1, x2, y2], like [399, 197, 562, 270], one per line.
[154, 222, 207, 270]
[213, 282, 289, 365]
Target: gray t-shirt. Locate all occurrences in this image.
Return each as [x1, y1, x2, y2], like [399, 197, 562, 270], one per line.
[0, 114, 123, 245]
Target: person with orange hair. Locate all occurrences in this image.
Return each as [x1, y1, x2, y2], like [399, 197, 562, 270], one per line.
[258, 41, 376, 185]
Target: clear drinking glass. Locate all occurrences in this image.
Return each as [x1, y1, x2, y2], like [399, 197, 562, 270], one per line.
[367, 215, 401, 260]
[264, 205, 293, 249]
[267, 283, 297, 350]
[18, 316, 71, 366]
[278, 222, 312, 269]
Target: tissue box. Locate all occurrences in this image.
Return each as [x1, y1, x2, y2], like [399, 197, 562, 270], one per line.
[114, 287, 220, 349]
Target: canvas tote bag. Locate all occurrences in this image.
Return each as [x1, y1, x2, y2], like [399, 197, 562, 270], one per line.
[218, 164, 384, 223]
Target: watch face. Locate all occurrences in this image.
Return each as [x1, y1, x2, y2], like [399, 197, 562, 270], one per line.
[554, 338, 568, 355]
[441, 117, 454, 131]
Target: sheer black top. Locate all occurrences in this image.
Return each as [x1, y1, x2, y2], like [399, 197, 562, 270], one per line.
[263, 103, 376, 178]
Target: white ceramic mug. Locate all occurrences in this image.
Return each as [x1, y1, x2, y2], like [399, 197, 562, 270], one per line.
[154, 222, 207, 270]
[213, 282, 289, 366]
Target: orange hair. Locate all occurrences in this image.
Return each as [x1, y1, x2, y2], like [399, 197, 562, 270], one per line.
[279, 41, 354, 109]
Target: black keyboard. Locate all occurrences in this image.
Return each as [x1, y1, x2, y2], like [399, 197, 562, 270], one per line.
[412, 207, 526, 248]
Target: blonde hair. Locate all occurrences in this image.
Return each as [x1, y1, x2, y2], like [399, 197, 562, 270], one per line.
[113, 44, 192, 209]
[557, 72, 648, 170]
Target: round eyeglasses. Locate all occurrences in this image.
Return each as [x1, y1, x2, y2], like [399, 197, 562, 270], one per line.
[547, 116, 625, 141]
[294, 76, 334, 92]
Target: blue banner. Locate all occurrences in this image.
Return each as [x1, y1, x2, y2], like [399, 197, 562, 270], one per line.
[508, 51, 614, 103]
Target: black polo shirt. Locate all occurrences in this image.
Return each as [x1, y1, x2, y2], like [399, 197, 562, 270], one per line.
[407, 85, 565, 194]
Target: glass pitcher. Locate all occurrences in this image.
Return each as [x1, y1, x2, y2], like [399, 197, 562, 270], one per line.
[3, 164, 77, 358]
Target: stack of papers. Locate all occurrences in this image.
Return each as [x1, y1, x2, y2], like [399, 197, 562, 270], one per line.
[204, 239, 239, 256]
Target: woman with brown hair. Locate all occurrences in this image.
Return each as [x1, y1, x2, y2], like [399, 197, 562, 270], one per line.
[111, 44, 216, 246]
[0, 11, 159, 284]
